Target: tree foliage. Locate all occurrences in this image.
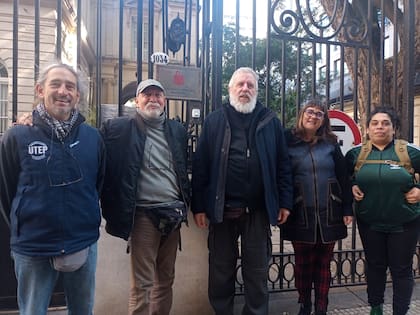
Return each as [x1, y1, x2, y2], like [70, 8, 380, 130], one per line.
[220, 0, 419, 136]
[221, 24, 316, 128]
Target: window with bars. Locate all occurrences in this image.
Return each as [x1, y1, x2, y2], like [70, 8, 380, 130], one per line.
[0, 63, 8, 135]
[131, 15, 149, 62]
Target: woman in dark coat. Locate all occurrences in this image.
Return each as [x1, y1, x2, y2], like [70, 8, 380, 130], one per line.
[282, 99, 353, 315]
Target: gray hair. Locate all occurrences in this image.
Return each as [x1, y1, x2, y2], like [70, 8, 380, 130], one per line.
[35, 63, 88, 109]
[228, 67, 259, 92]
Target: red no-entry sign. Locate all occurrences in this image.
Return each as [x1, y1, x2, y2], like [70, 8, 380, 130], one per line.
[328, 110, 362, 154]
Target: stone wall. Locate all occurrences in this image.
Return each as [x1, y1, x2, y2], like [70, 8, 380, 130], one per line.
[94, 212, 213, 315]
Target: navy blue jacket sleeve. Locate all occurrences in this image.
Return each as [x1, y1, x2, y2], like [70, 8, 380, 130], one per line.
[333, 144, 353, 216]
[96, 132, 106, 194]
[191, 116, 211, 214]
[0, 127, 21, 224]
[273, 120, 293, 212]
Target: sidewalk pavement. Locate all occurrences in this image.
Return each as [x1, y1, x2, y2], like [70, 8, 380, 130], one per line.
[1, 281, 418, 314]
[234, 280, 419, 315]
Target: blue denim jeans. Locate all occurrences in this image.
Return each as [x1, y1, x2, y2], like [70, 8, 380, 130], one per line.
[11, 242, 97, 315]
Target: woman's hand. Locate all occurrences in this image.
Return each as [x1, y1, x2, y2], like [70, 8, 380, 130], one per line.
[404, 187, 420, 204]
[277, 208, 290, 224]
[352, 185, 364, 201]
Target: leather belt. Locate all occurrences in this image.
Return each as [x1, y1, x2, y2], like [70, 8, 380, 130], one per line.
[223, 206, 249, 219]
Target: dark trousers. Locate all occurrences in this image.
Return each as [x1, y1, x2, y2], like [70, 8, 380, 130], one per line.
[358, 216, 420, 315]
[208, 210, 272, 315]
[292, 240, 335, 312]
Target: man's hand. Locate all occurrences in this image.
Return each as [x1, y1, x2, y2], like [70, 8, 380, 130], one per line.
[194, 213, 208, 229]
[14, 112, 33, 126]
[343, 216, 353, 225]
[277, 208, 290, 225]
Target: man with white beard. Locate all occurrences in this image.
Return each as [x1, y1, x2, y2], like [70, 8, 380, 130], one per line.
[100, 79, 190, 315]
[192, 67, 293, 315]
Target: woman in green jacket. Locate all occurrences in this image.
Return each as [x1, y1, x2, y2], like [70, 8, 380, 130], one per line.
[346, 106, 420, 315]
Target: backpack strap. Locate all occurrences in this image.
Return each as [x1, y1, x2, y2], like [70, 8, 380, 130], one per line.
[394, 139, 414, 175]
[354, 139, 372, 173]
[357, 159, 404, 166]
[355, 138, 415, 176]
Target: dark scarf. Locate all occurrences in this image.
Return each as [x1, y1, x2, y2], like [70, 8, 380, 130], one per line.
[36, 103, 79, 141]
[137, 110, 165, 130]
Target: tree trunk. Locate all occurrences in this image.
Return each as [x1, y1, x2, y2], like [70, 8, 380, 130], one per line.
[320, 0, 419, 138]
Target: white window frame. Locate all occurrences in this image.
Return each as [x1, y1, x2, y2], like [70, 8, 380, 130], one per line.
[0, 63, 8, 135]
[131, 15, 149, 62]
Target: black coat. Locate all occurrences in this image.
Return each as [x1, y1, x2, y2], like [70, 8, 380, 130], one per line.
[191, 103, 293, 225]
[281, 130, 352, 243]
[100, 114, 190, 240]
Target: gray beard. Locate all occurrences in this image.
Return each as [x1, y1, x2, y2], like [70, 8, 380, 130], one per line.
[136, 107, 162, 119]
[229, 95, 257, 113]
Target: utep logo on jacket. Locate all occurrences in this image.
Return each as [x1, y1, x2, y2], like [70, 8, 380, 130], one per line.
[28, 141, 48, 160]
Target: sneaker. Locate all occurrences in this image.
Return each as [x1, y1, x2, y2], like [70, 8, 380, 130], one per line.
[370, 304, 383, 315]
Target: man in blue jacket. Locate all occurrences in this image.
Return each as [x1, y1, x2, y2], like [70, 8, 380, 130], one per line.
[0, 63, 105, 315]
[192, 67, 293, 315]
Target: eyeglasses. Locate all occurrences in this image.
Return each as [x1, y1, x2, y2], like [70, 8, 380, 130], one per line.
[304, 109, 324, 119]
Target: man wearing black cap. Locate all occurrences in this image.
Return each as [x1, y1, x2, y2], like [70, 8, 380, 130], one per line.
[100, 78, 190, 315]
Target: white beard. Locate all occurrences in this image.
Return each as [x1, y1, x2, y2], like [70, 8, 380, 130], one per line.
[137, 103, 163, 119]
[229, 93, 257, 114]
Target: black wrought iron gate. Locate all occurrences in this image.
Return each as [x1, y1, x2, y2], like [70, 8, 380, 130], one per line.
[223, 0, 419, 294]
[1, 0, 419, 309]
